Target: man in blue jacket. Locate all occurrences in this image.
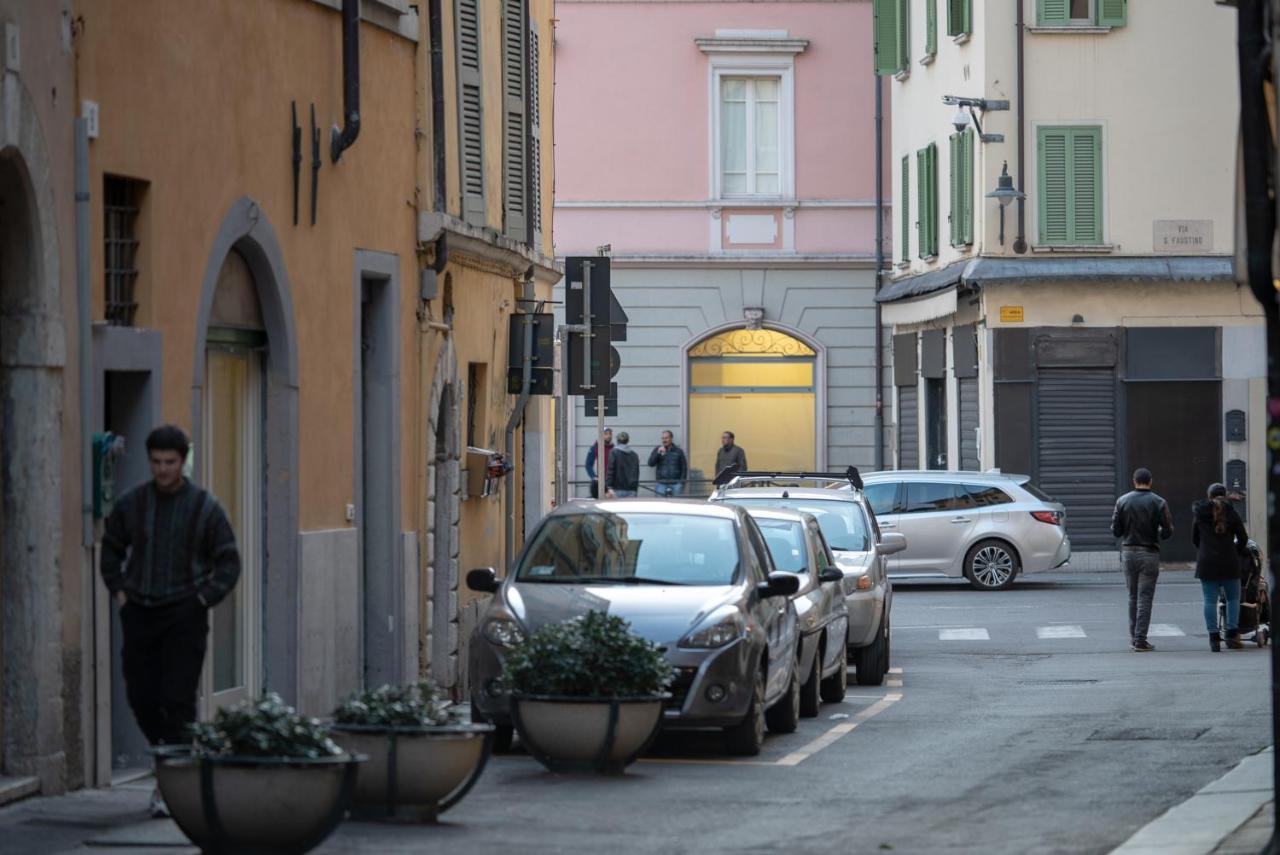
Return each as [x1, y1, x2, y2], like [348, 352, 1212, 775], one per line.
[584, 427, 613, 498]
[647, 430, 688, 496]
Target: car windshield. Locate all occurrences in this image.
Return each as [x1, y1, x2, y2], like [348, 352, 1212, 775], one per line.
[753, 518, 809, 574]
[515, 511, 740, 586]
[726, 498, 870, 552]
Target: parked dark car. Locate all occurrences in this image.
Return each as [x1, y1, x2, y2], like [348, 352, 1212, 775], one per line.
[467, 500, 802, 756]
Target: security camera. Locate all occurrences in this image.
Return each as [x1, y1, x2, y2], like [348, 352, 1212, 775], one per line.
[952, 106, 970, 134]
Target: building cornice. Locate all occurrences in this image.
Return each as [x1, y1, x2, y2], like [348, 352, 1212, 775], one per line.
[563, 253, 877, 270]
[555, 198, 879, 210]
[695, 36, 810, 55]
[418, 212, 562, 285]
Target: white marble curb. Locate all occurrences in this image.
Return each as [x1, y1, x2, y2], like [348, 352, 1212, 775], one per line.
[1111, 746, 1274, 855]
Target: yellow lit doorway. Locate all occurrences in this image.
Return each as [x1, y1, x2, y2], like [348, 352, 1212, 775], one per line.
[688, 328, 817, 482]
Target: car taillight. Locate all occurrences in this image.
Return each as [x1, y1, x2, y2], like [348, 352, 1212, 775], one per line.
[1030, 510, 1061, 526]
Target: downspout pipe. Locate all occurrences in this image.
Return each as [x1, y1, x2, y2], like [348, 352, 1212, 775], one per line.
[331, 0, 361, 162]
[873, 73, 885, 472]
[429, 0, 447, 211]
[75, 118, 93, 548]
[505, 285, 542, 574]
[1012, 0, 1027, 254]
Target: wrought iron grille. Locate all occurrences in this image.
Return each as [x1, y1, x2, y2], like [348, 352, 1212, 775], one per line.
[104, 176, 141, 326]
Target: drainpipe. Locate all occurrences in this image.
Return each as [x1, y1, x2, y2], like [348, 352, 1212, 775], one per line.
[429, 0, 447, 211]
[874, 73, 885, 471]
[1012, 0, 1028, 254]
[505, 281, 541, 574]
[75, 118, 93, 548]
[330, 0, 361, 162]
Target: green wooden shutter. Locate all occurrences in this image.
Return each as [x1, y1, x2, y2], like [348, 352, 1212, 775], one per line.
[916, 149, 927, 258]
[901, 155, 910, 262]
[926, 0, 937, 55]
[456, 0, 486, 227]
[1070, 128, 1102, 244]
[928, 143, 939, 255]
[948, 0, 971, 36]
[897, 0, 910, 69]
[873, 0, 900, 75]
[947, 133, 957, 245]
[1037, 0, 1068, 25]
[1038, 128, 1070, 244]
[527, 20, 543, 248]
[1097, 0, 1126, 27]
[502, 0, 528, 242]
[961, 129, 974, 245]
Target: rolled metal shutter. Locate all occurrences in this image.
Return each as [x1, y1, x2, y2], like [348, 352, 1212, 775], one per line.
[898, 386, 919, 470]
[1036, 368, 1117, 549]
[958, 376, 979, 471]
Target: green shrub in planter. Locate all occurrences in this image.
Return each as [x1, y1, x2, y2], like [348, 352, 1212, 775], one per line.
[334, 681, 464, 728]
[190, 692, 344, 758]
[502, 611, 674, 698]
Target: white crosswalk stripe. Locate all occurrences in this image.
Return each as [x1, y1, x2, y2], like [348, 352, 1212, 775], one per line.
[939, 627, 990, 641]
[1147, 624, 1187, 637]
[1036, 625, 1087, 639]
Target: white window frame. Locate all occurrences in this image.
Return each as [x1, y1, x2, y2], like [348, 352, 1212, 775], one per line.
[708, 55, 796, 201]
[1068, 0, 1094, 24]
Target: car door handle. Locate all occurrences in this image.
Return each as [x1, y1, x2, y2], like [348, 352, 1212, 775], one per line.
[951, 517, 972, 524]
[880, 523, 896, 529]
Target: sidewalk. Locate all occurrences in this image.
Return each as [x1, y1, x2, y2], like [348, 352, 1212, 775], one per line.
[1112, 746, 1275, 855]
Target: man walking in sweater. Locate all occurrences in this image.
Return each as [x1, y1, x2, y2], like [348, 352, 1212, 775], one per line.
[1110, 467, 1174, 652]
[101, 425, 241, 815]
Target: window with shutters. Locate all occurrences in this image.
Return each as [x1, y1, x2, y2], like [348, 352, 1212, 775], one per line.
[1036, 0, 1126, 27]
[455, 0, 486, 227]
[900, 155, 910, 263]
[1037, 125, 1103, 246]
[947, 0, 971, 38]
[925, 0, 937, 58]
[873, 0, 909, 76]
[502, 0, 528, 242]
[916, 143, 938, 259]
[527, 21, 543, 248]
[949, 128, 974, 247]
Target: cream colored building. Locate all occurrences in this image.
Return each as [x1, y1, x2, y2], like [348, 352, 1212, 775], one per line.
[875, 0, 1262, 564]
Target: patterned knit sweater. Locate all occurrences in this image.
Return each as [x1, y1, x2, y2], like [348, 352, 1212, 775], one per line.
[101, 480, 241, 607]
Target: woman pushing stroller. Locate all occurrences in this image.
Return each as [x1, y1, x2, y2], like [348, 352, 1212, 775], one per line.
[1193, 483, 1250, 651]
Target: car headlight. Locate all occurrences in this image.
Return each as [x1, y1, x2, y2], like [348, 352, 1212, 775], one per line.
[679, 610, 745, 649]
[483, 618, 526, 648]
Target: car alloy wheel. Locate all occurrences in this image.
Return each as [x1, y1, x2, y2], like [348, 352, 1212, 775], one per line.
[723, 668, 765, 756]
[966, 540, 1018, 591]
[765, 665, 800, 734]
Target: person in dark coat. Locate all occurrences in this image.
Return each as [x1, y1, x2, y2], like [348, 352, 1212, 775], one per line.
[715, 431, 748, 477]
[606, 431, 641, 497]
[1193, 482, 1251, 651]
[584, 428, 613, 499]
[647, 430, 689, 496]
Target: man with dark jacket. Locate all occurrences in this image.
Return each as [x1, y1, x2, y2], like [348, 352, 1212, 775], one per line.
[584, 428, 613, 499]
[1110, 467, 1174, 652]
[715, 431, 748, 477]
[101, 425, 241, 816]
[648, 430, 689, 496]
[606, 431, 641, 497]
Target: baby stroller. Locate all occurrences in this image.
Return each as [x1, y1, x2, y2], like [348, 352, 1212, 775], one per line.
[1220, 539, 1271, 646]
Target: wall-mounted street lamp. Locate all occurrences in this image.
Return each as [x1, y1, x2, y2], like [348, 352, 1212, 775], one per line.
[943, 95, 1010, 143]
[985, 161, 1025, 246]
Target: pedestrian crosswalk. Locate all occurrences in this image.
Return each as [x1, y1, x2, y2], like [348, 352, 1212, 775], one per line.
[910, 623, 1208, 641]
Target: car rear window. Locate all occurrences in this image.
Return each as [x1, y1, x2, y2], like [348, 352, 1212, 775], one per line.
[904, 482, 969, 513]
[725, 498, 870, 552]
[964, 484, 1014, 506]
[1018, 481, 1056, 503]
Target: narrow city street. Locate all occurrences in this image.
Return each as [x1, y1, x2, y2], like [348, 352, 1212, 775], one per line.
[4, 570, 1266, 855]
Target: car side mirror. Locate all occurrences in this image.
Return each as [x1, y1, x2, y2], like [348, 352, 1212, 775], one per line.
[878, 532, 907, 556]
[757, 572, 801, 599]
[819, 567, 844, 584]
[466, 567, 501, 593]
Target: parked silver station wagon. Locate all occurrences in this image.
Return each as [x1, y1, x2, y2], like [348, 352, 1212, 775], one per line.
[858, 471, 1071, 591]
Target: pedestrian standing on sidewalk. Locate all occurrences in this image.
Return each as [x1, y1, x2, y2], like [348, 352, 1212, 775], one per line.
[100, 425, 241, 817]
[606, 431, 641, 497]
[1109, 467, 1174, 652]
[584, 427, 613, 499]
[1193, 482, 1250, 652]
[648, 430, 688, 497]
[715, 430, 748, 477]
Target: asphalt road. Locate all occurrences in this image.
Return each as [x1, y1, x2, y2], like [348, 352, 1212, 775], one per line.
[316, 570, 1272, 855]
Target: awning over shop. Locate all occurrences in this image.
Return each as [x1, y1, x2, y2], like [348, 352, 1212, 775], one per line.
[875, 255, 1234, 304]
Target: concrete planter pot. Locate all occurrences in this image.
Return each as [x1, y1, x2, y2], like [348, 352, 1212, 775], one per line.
[329, 722, 493, 822]
[152, 746, 362, 854]
[509, 695, 668, 774]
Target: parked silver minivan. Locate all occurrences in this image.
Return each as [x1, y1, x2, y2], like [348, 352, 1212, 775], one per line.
[859, 471, 1070, 591]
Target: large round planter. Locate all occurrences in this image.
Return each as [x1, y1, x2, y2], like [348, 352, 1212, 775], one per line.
[152, 746, 363, 855]
[329, 722, 493, 822]
[509, 695, 668, 774]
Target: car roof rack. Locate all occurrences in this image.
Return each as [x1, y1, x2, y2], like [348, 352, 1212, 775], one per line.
[711, 465, 864, 496]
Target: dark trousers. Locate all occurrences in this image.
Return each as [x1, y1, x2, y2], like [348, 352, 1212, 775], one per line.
[1122, 550, 1161, 641]
[120, 597, 209, 745]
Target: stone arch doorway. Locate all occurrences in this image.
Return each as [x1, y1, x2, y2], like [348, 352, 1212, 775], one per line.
[684, 325, 823, 481]
[424, 336, 462, 695]
[192, 198, 299, 704]
[0, 101, 67, 791]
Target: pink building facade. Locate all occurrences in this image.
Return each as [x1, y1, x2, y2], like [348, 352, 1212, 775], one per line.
[555, 0, 889, 488]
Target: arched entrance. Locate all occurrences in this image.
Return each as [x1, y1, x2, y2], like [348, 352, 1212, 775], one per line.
[192, 198, 299, 705]
[425, 334, 462, 694]
[686, 326, 820, 479]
